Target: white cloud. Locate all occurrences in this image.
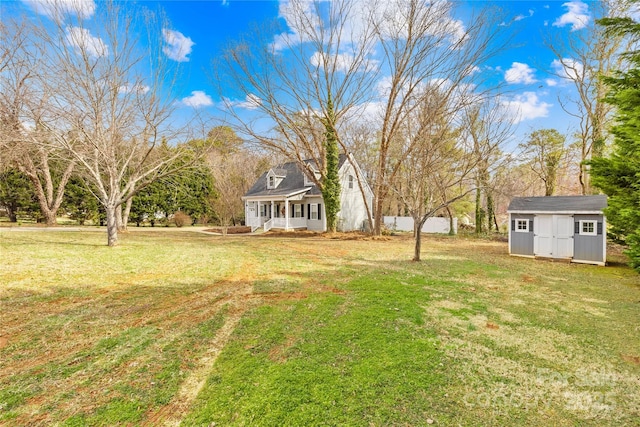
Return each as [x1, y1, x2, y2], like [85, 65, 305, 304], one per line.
[311, 51, 352, 73]
[309, 51, 378, 73]
[271, 0, 320, 51]
[22, 0, 96, 19]
[230, 94, 262, 110]
[501, 92, 551, 123]
[505, 62, 537, 84]
[66, 26, 107, 58]
[118, 84, 150, 94]
[512, 9, 535, 23]
[551, 58, 584, 81]
[272, 0, 466, 51]
[162, 29, 194, 62]
[553, 1, 590, 31]
[545, 78, 558, 87]
[180, 91, 213, 108]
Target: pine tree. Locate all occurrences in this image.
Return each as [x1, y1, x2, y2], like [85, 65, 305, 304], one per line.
[590, 17, 640, 271]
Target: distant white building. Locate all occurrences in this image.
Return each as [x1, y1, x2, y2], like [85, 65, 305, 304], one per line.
[242, 154, 373, 232]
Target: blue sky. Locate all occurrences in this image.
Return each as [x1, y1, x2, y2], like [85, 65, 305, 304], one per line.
[4, 0, 615, 144]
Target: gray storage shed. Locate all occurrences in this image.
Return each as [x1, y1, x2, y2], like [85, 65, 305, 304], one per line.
[507, 195, 607, 266]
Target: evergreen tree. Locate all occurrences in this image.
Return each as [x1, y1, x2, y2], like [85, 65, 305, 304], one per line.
[62, 177, 100, 225]
[322, 94, 341, 233]
[0, 168, 39, 222]
[590, 17, 640, 271]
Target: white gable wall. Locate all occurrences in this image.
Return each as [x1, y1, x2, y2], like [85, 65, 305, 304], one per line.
[337, 160, 373, 231]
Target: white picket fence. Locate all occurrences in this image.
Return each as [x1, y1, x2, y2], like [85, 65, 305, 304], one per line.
[383, 216, 457, 234]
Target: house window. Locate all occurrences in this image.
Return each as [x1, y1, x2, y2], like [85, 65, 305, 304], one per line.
[260, 204, 267, 217]
[268, 175, 275, 189]
[293, 204, 303, 218]
[580, 220, 597, 236]
[310, 203, 318, 220]
[348, 175, 354, 189]
[516, 219, 529, 232]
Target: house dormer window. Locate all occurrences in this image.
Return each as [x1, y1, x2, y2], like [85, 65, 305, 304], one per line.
[304, 168, 320, 186]
[348, 175, 354, 189]
[268, 175, 275, 189]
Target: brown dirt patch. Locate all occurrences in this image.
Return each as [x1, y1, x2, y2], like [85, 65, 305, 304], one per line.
[268, 336, 297, 364]
[0, 336, 8, 349]
[486, 322, 500, 330]
[204, 226, 251, 234]
[253, 291, 308, 301]
[621, 354, 640, 365]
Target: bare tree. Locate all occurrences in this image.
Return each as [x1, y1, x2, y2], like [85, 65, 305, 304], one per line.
[24, 2, 203, 245]
[216, 0, 379, 232]
[365, 1, 510, 235]
[390, 84, 507, 260]
[461, 100, 515, 233]
[519, 129, 567, 197]
[218, 0, 510, 236]
[205, 127, 263, 234]
[546, 0, 635, 194]
[0, 17, 77, 225]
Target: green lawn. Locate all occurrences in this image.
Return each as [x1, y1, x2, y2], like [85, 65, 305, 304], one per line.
[0, 230, 638, 426]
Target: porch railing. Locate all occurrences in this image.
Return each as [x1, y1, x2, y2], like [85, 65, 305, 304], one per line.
[263, 218, 274, 232]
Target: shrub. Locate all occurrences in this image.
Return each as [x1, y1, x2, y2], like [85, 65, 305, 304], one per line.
[172, 211, 191, 228]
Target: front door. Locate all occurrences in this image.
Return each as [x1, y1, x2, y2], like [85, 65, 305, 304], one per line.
[534, 215, 574, 259]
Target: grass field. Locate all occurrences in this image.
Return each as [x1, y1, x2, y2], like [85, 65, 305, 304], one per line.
[1, 229, 639, 426]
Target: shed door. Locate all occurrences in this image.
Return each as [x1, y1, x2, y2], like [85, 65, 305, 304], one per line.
[534, 215, 553, 257]
[534, 215, 574, 259]
[554, 215, 574, 258]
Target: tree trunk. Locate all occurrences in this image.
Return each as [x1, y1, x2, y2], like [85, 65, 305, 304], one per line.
[105, 204, 119, 246]
[413, 214, 428, 261]
[486, 192, 494, 232]
[116, 205, 124, 231]
[475, 187, 483, 234]
[446, 206, 455, 236]
[42, 209, 57, 226]
[7, 205, 18, 222]
[121, 197, 132, 231]
[413, 227, 422, 261]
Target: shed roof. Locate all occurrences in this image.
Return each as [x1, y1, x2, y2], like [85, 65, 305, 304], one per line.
[507, 195, 607, 213]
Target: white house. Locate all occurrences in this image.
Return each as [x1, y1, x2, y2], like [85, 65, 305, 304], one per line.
[242, 154, 373, 232]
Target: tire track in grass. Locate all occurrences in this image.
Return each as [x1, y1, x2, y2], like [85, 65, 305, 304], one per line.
[143, 283, 257, 427]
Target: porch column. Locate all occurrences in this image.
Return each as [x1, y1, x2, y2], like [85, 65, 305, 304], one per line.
[270, 201, 274, 219]
[285, 199, 290, 231]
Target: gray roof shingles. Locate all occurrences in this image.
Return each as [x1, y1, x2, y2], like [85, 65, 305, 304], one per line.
[507, 195, 607, 212]
[243, 155, 347, 198]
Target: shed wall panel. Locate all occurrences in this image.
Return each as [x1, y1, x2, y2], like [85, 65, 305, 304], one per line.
[573, 214, 605, 263]
[510, 214, 535, 256]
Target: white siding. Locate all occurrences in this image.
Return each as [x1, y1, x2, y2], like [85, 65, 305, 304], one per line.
[337, 161, 373, 231]
[383, 216, 457, 234]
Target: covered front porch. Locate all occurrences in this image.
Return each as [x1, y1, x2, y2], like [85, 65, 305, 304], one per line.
[244, 195, 308, 232]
